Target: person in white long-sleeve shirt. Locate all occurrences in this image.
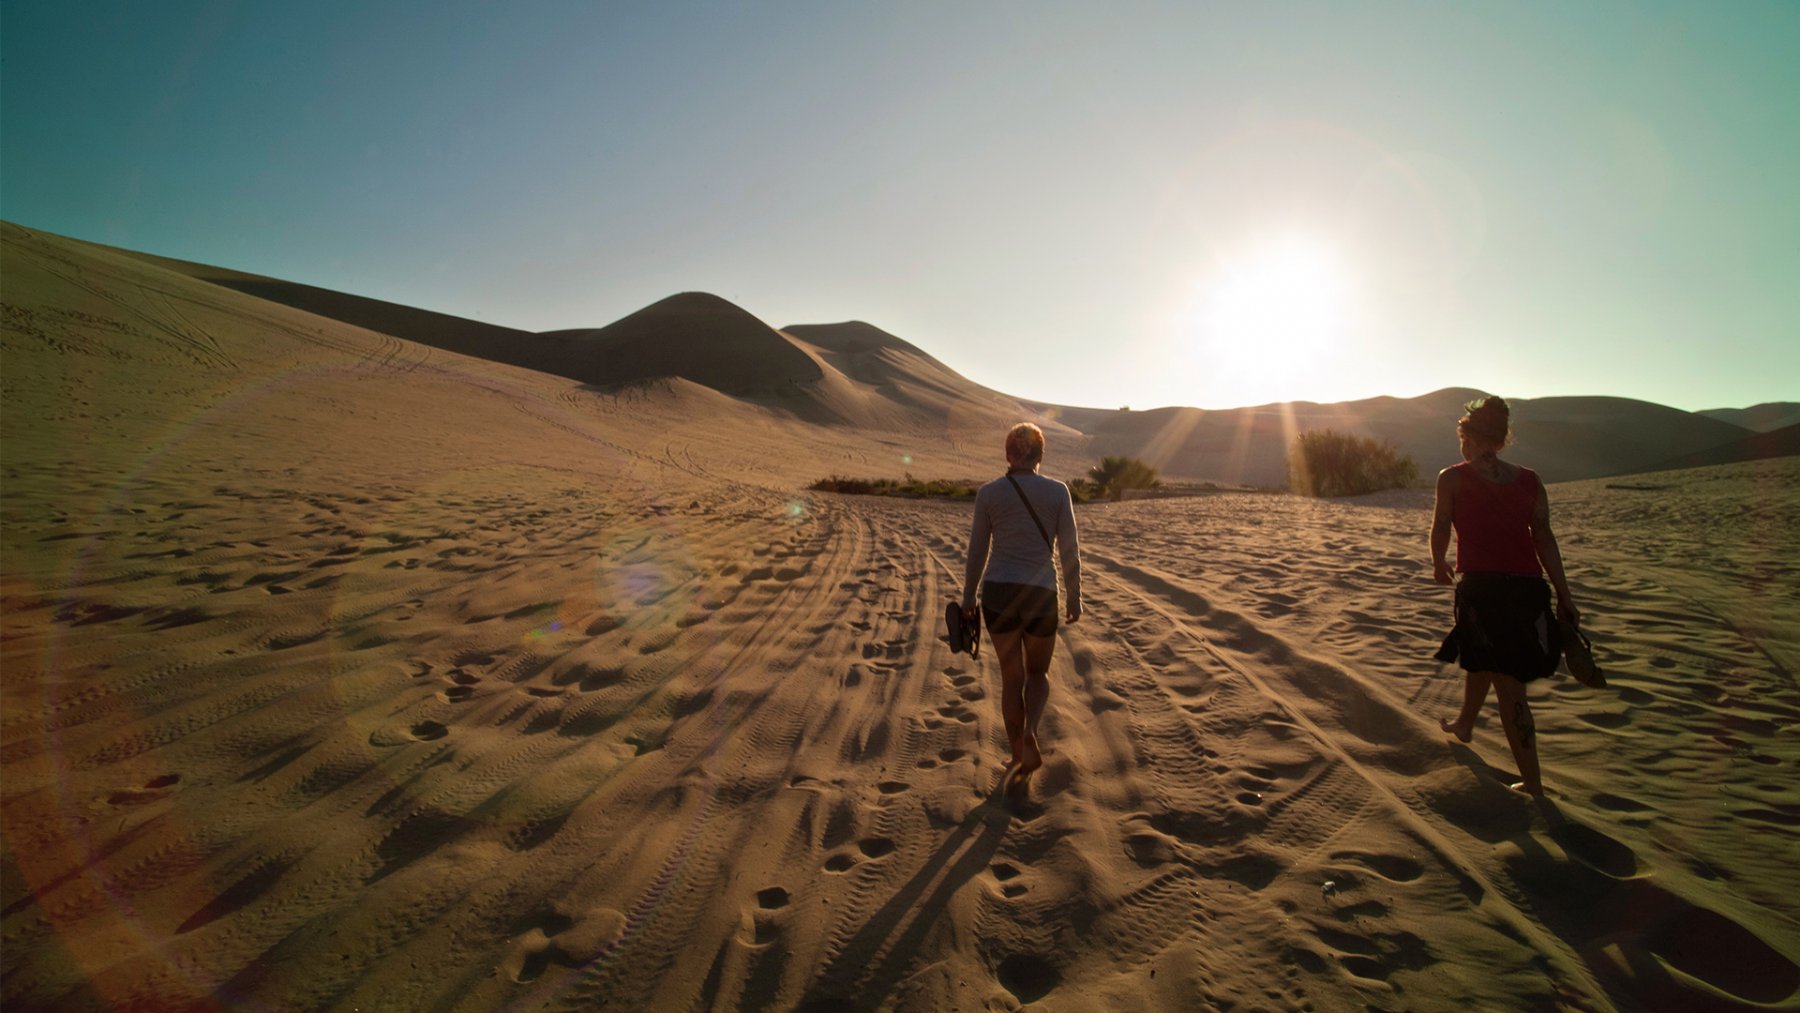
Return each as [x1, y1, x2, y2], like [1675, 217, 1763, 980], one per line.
[962, 422, 1081, 784]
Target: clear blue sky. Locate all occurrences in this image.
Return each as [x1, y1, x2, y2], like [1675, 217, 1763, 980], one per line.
[5, 1, 1796, 412]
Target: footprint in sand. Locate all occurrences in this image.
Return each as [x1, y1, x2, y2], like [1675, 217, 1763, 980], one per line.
[741, 888, 791, 945]
[507, 914, 576, 978]
[1578, 711, 1631, 729]
[1311, 924, 1432, 983]
[367, 719, 449, 747]
[1328, 850, 1424, 883]
[991, 862, 1028, 897]
[996, 954, 1060, 1004]
[107, 773, 181, 805]
[1549, 822, 1639, 878]
[1589, 792, 1653, 813]
[505, 907, 625, 984]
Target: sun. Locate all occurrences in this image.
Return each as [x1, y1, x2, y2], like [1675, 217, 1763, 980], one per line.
[1178, 234, 1360, 404]
[1206, 235, 1351, 353]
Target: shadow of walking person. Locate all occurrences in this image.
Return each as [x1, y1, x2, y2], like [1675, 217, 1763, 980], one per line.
[793, 780, 1020, 1012]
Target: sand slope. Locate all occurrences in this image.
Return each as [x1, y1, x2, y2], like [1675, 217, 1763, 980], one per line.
[4, 223, 1798, 1011]
[1050, 390, 1764, 487]
[95, 227, 1779, 489]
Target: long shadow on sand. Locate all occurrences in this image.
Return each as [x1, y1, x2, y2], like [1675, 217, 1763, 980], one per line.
[1437, 743, 1800, 1009]
[790, 780, 1022, 1013]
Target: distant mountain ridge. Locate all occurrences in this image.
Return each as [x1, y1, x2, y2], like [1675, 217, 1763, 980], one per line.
[1699, 403, 1800, 432]
[16, 221, 1791, 485]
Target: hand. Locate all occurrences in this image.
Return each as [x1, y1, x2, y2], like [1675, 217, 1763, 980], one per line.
[1433, 559, 1456, 586]
[1557, 598, 1580, 625]
[961, 605, 979, 626]
[1065, 601, 1081, 624]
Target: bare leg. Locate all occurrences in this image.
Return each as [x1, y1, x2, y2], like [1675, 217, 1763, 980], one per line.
[988, 627, 1027, 765]
[1491, 672, 1543, 795]
[1440, 670, 1491, 743]
[1016, 631, 1056, 775]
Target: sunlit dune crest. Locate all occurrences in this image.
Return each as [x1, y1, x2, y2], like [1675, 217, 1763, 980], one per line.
[3, 222, 1797, 1012]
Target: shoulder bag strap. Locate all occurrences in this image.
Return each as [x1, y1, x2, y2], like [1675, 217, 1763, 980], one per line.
[1005, 474, 1054, 549]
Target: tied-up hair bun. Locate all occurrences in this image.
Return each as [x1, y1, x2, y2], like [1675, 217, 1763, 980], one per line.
[1460, 396, 1510, 444]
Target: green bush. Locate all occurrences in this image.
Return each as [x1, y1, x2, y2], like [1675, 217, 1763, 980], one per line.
[1287, 430, 1418, 498]
[808, 476, 980, 500]
[1086, 456, 1161, 502]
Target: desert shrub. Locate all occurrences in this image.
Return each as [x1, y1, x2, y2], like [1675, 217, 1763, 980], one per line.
[808, 476, 979, 500]
[1086, 456, 1161, 502]
[1287, 430, 1418, 497]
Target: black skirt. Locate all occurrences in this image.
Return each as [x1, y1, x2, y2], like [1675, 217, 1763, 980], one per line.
[982, 581, 1059, 637]
[1434, 572, 1561, 683]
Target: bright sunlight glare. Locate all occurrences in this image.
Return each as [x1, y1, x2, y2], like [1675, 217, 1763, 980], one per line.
[1176, 234, 1362, 406]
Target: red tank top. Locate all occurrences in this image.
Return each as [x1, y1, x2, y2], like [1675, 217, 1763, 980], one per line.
[1451, 462, 1542, 575]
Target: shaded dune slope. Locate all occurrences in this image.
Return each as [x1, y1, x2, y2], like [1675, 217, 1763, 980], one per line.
[1642, 420, 1800, 473]
[88, 236, 540, 367]
[1046, 388, 1767, 486]
[1700, 402, 1800, 433]
[85, 228, 1052, 442]
[542, 292, 822, 395]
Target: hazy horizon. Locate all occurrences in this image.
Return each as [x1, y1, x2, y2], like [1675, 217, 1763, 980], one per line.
[5, 1, 1796, 414]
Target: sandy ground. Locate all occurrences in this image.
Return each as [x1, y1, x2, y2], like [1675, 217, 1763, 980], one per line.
[4, 225, 1798, 1011]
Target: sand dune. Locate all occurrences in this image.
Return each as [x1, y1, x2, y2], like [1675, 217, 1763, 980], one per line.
[541, 292, 824, 395]
[1048, 390, 1764, 487]
[4, 222, 1798, 1011]
[1641, 421, 1800, 474]
[85, 226, 1781, 489]
[1701, 403, 1800, 433]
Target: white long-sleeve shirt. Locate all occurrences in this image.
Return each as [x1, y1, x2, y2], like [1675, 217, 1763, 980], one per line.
[963, 470, 1081, 608]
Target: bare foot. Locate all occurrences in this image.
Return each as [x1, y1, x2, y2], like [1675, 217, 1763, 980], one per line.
[1508, 781, 1545, 797]
[1004, 767, 1031, 798]
[1017, 735, 1042, 777]
[1439, 717, 1472, 744]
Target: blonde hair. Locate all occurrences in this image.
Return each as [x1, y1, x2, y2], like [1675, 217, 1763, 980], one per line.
[1005, 422, 1045, 466]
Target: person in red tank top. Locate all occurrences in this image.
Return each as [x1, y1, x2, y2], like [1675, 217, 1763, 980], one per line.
[1429, 397, 1579, 796]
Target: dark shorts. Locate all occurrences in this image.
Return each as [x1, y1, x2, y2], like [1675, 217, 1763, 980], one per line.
[982, 581, 1059, 637]
[1435, 572, 1561, 683]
